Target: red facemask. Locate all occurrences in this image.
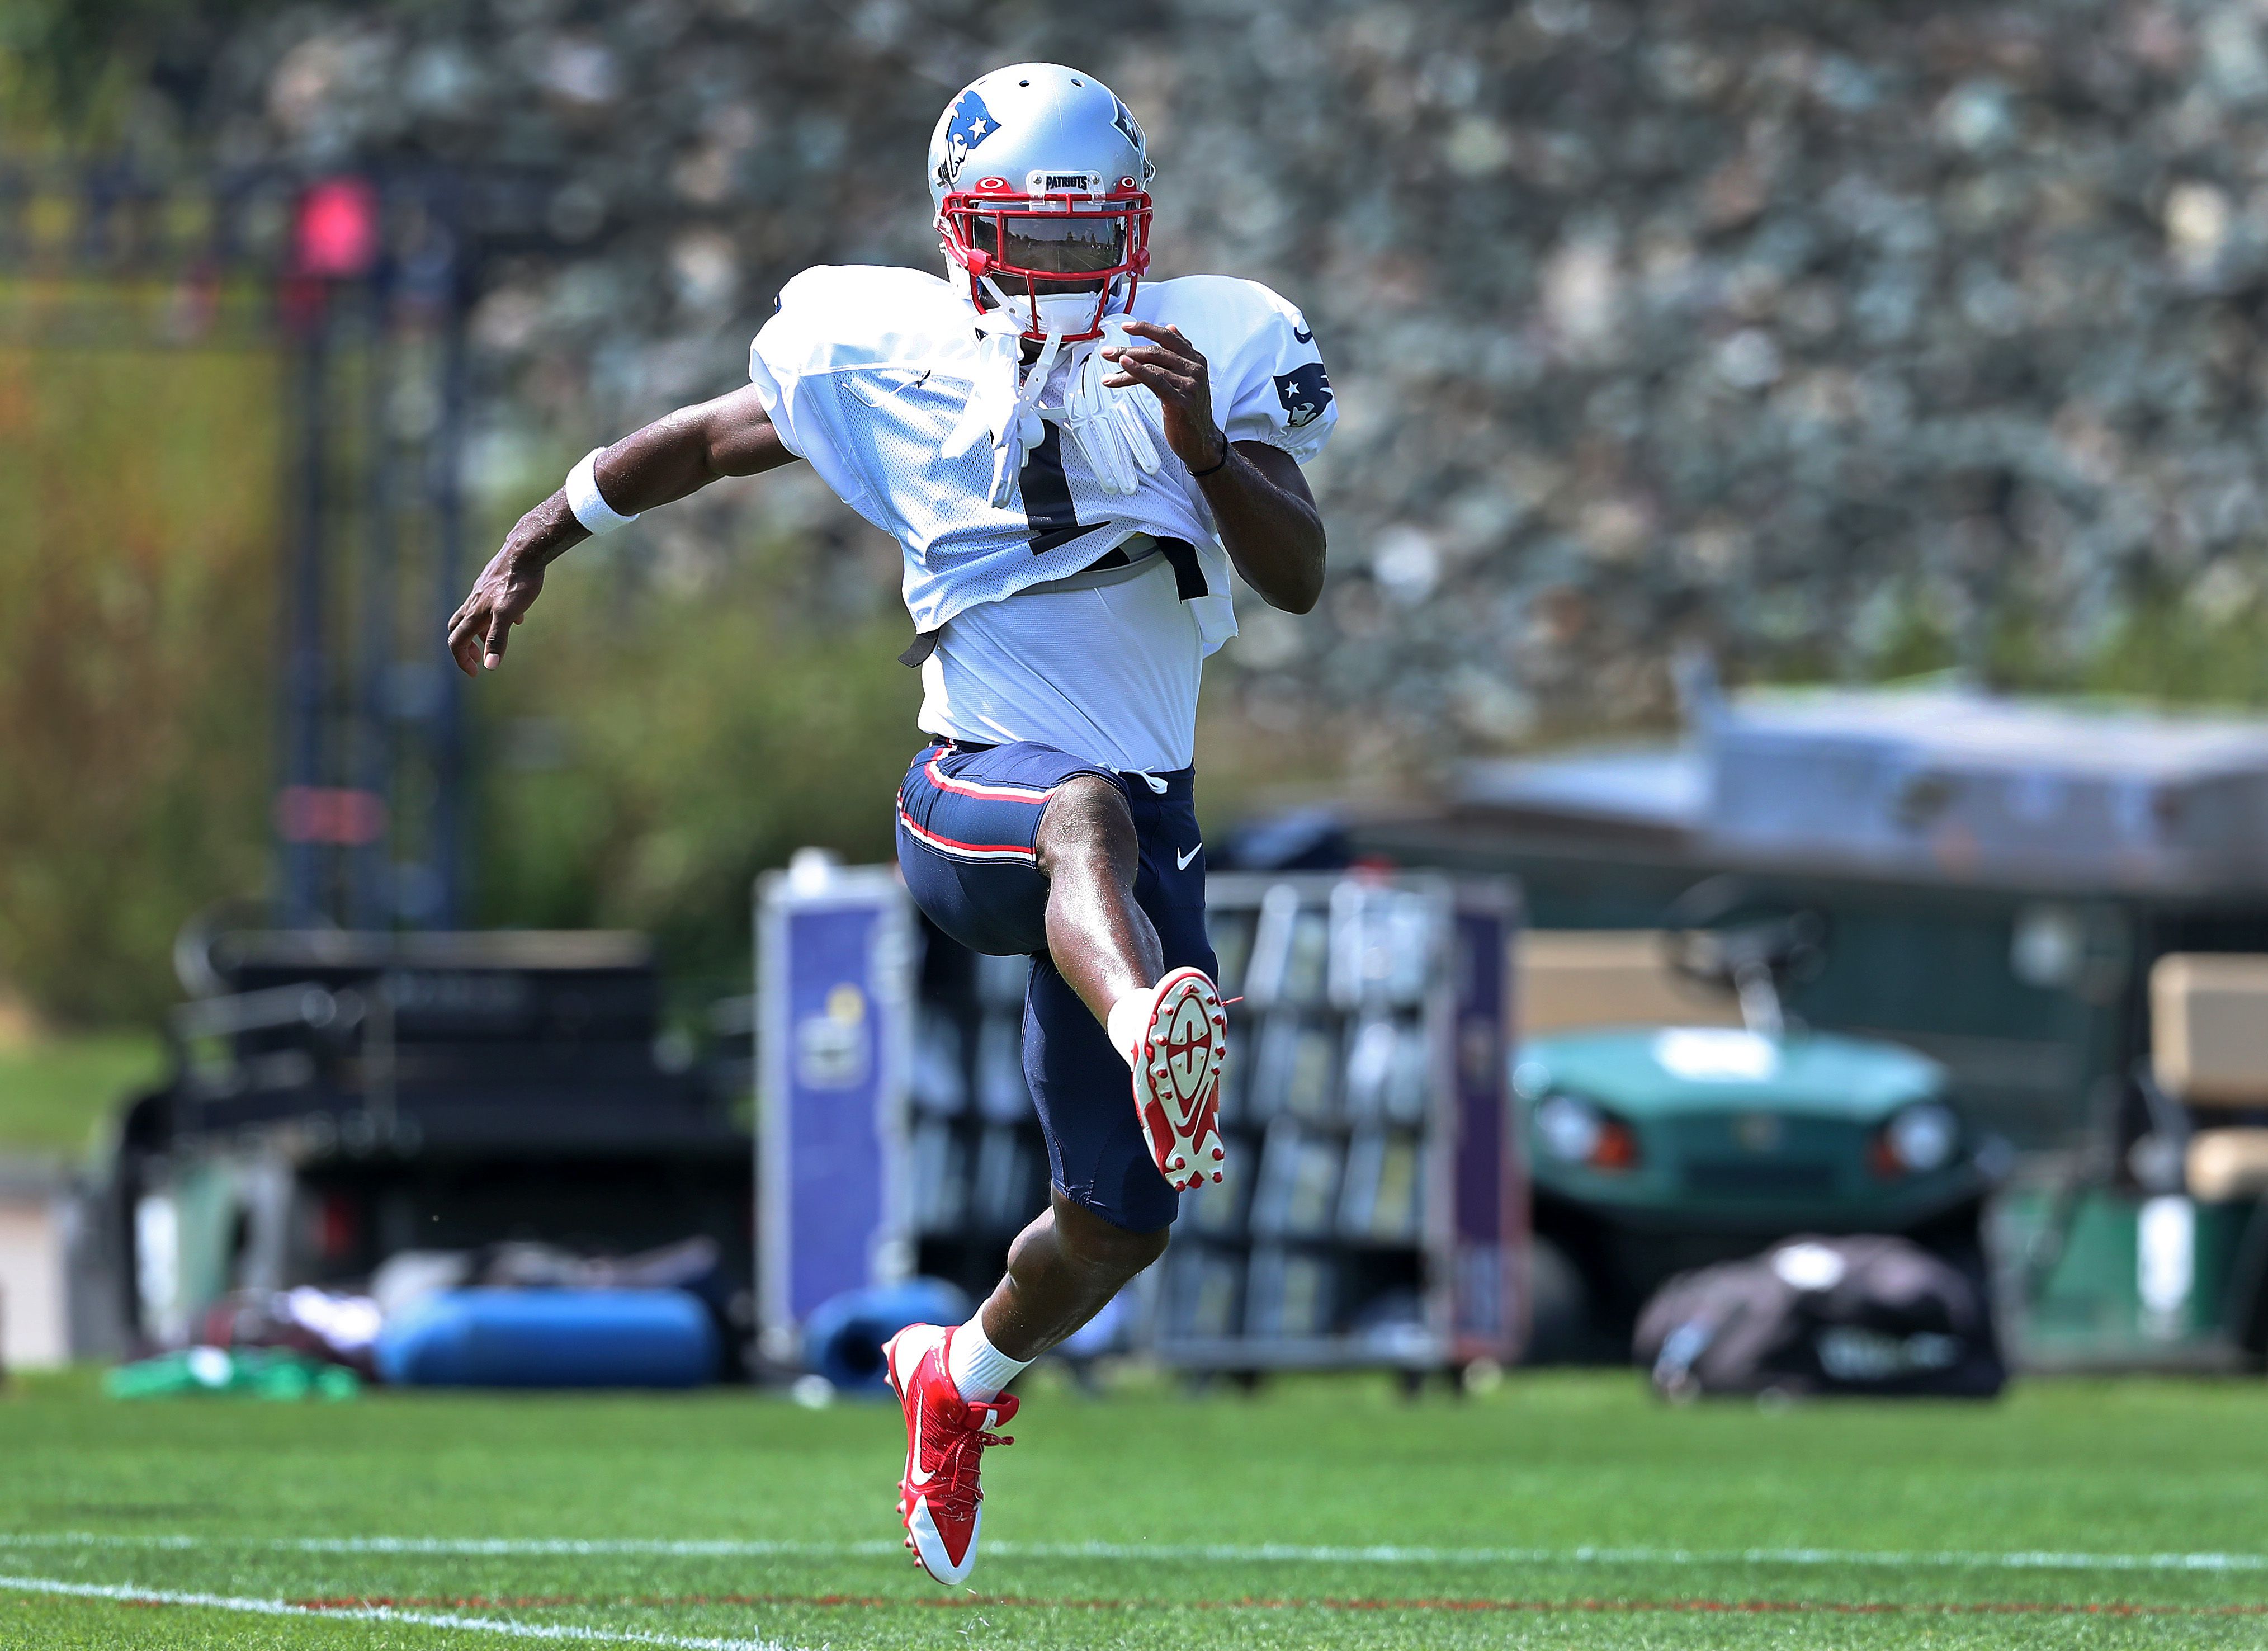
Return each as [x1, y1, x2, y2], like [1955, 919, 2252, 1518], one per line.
[937, 174, 1153, 342]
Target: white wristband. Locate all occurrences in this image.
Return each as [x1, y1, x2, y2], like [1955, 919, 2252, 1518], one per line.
[565, 448, 639, 535]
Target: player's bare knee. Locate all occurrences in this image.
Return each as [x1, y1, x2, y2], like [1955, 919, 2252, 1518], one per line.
[1033, 776, 1136, 883]
[1078, 1225, 1168, 1289]
[1052, 1188, 1170, 1277]
[1104, 1221, 1170, 1276]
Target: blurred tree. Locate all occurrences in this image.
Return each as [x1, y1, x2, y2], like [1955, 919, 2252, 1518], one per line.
[473, 526, 921, 994]
[0, 0, 283, 133]
[2084, 579, 2268, 709]
[0, 342, 280, 1023]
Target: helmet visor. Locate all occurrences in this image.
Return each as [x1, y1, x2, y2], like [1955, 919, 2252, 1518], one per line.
[984, 211, 1127, 276]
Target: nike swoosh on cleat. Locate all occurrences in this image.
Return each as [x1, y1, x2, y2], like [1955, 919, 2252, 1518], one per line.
[1176, 843, 1201, 870]
[1293, 325, 1314, 343]
[907, 1392, 936, 1487]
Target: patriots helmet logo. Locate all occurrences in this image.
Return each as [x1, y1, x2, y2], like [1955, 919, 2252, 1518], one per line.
[941, 90, 1001, 185]
[1111, 95, 1145, 153]
[1274, 362, 1333, 430]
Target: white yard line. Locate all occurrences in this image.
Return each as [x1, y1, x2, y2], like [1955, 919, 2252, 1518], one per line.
[1014, 1541, 2268, 1573]
[0, 1572, 798, 1650]
[2, 1530, 2264, 1573]
[0, 1535, 898, 1559]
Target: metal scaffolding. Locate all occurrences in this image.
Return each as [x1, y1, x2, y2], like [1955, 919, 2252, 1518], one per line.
[0, 159, 557, 930]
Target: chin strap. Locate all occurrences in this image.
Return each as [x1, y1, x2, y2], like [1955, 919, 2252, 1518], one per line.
[941, 284, 1061, 508]
[942, 293, 1165, 509]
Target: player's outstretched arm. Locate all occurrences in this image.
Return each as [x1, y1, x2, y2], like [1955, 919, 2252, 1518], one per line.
[1102, 320, 1326, 614]
[447, 385, 797, 675]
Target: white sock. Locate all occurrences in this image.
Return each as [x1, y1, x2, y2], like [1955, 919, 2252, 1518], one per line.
[1105, 986, 1156, 1072]
[946, 1318, 1032, 1403]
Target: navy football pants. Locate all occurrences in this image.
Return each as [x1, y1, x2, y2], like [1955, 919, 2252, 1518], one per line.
[895, 740, 1214, 1233]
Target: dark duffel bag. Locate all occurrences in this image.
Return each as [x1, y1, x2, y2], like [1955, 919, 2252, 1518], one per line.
[1633, 1234, 2006, 1400]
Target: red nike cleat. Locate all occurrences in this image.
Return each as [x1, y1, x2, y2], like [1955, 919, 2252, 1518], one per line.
[881, 1324, 1018, 1586]
[1132, 965, 1229, 1191]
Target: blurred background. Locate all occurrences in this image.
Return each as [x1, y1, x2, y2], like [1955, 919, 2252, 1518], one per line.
[6, 0, 2268, 1395]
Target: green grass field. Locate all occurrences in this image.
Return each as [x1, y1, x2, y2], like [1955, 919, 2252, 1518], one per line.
[3, 1367, 2266, 1649]
[0, 1034, 162, 1159]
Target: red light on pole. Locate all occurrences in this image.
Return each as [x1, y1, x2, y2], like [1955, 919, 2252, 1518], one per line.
[294, 177, 380, 279]
[276, 785, 390, 846]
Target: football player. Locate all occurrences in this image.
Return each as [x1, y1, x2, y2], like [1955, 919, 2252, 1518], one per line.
[448, 62, 1334, 1584]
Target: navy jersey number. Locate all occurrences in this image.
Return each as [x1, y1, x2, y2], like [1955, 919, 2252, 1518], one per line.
[1020, 425, 1088, 555]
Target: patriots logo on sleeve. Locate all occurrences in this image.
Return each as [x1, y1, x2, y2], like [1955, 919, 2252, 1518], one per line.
[941, 91, 1000, 184]
[1274, 362, 1333, 430]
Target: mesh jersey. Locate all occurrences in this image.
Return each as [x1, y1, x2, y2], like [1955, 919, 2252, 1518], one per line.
[918, 556, 1204, 770]
[745, 266, 1336, 654]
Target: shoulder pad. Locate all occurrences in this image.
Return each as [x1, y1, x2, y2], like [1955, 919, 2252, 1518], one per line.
[762, 266, 966, 371]
[1137, 275, 1308, 341]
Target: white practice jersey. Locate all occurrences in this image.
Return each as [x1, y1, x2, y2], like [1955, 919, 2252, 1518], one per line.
[746, 267, 1335, 771]
[915, 556, 1202, 770]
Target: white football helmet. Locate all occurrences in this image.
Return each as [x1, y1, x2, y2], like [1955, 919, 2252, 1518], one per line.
[928, 63, 1155, 342]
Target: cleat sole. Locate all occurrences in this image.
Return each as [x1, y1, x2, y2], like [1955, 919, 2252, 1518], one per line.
[1132, 968, 1230, 1193]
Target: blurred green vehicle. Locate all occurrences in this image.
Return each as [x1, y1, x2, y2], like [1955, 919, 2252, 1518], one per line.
[1363, 682, 2268, 1369]
[1514, 886, 2003, 1358]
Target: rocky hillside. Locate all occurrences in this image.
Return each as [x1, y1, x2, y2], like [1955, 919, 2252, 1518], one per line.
[178, 0, 2268, 758]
